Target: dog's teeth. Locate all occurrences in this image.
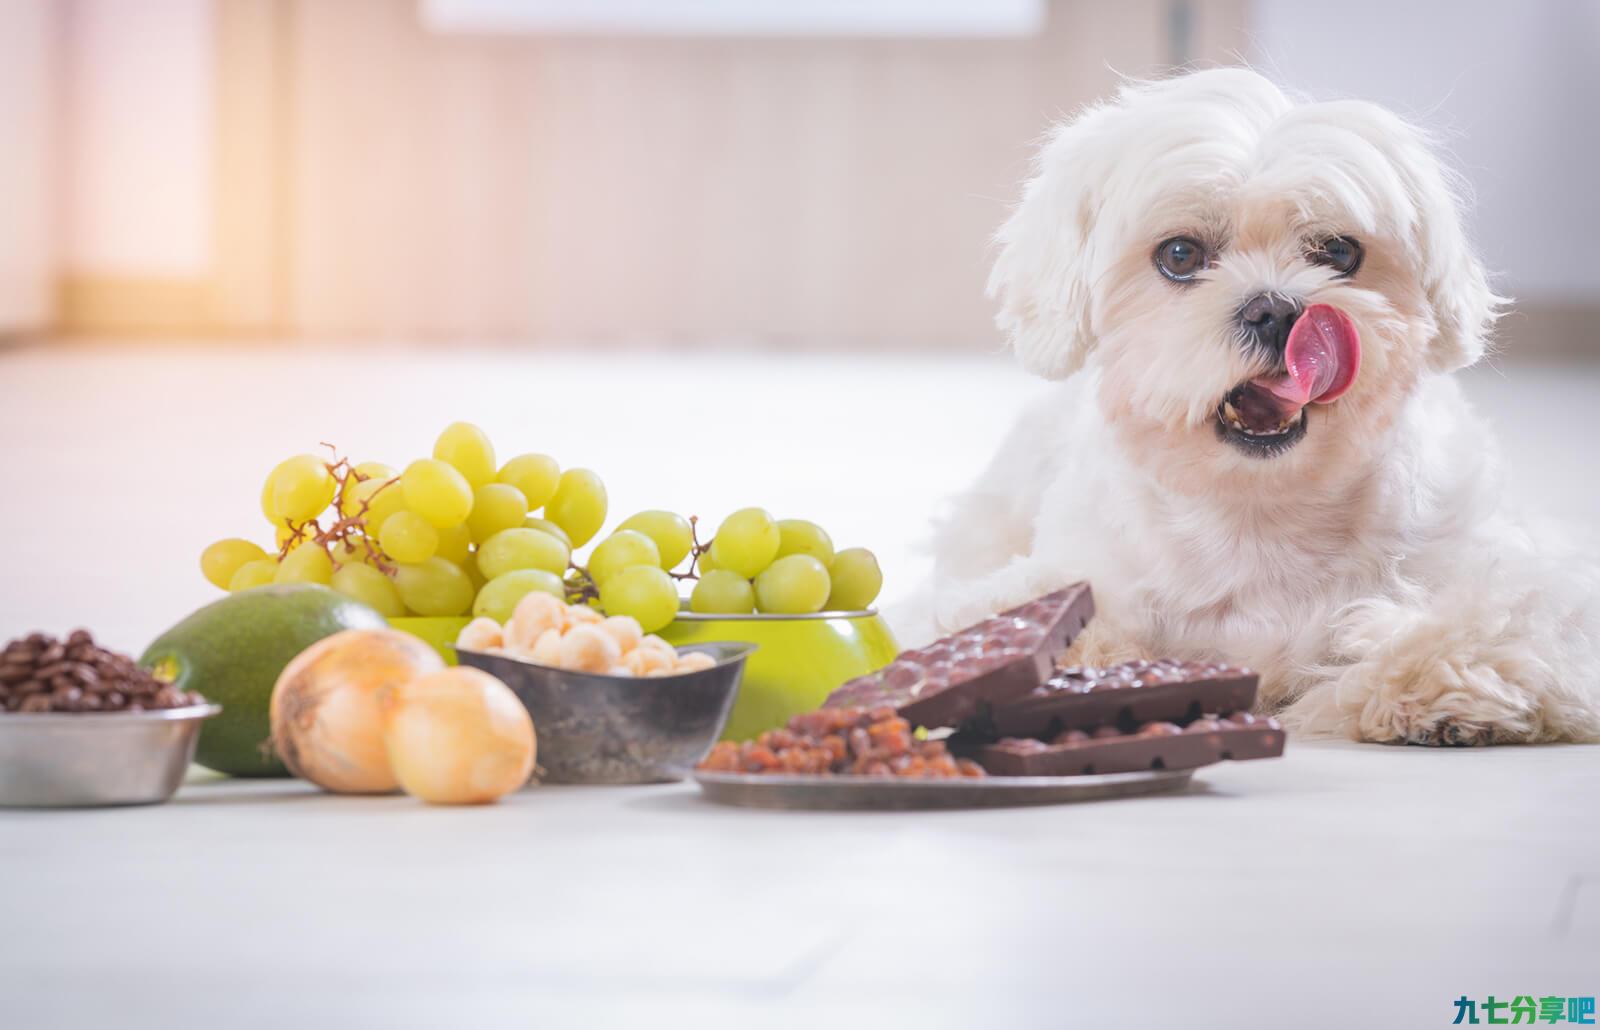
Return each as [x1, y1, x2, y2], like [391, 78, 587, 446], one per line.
[1223, 401, 1239, 419]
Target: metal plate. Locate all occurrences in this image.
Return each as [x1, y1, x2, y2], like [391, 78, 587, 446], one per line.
[692, 767, 1194, 810]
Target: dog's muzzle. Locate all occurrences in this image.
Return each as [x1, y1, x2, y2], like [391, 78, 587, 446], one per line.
[1217, 301, 1362, 458]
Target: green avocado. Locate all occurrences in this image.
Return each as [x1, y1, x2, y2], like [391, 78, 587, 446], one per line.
[140, 584, 386, 776]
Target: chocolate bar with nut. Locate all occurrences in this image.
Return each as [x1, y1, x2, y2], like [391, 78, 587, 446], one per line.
[974, 711, 1284, 777]
[822, 583, 1095, 729]
[983, 658, 1259, 739]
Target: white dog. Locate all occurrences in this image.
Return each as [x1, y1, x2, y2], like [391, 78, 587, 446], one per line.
[916, 68, 1600, 745]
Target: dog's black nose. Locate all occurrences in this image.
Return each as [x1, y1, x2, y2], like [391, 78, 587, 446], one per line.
[1237, 294, 1302, 355]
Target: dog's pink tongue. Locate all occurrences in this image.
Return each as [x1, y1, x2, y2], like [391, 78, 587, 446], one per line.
[1254, 304, 1361, 406]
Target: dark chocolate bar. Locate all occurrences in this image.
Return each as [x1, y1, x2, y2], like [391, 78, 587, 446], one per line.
[984, 659, 1258, 739]
[823, 583, 1095, 729]
[976, 711, 1284, 777]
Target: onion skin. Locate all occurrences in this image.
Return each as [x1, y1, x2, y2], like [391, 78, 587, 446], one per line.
[381, 667, 536, 805]
[269, 628, 444, 793]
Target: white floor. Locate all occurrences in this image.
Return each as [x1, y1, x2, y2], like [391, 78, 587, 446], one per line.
[1, 343, 1597, 1028]
[3, 744, 1597, 1030]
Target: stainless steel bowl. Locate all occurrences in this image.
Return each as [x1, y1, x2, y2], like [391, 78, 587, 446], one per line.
[0, 705, 220, 808]
[455, 642, 752, 785]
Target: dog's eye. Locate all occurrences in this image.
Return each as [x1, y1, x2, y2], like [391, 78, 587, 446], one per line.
[1309, 236, 1363, 276]
[1154, 237, 1208, 283]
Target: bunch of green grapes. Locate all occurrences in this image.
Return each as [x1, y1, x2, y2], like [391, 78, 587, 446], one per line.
[202, 425, 885, 635]
[199, 422, 608, 623]
[579, 507, 882, 633]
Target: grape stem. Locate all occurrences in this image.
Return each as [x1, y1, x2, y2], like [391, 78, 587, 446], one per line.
[570, 514, 711, 599]
[565, 565, 601, 605]
[273, 446, 397, 576]
[676, 514, 711, 582]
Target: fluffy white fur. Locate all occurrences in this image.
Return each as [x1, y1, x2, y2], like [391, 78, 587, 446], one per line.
[912, 68, 1600, 745]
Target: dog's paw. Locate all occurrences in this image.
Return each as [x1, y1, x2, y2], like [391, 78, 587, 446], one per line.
[1346, 660, 1537, 746]
[1316, 598, 1550, 746]
[1352, 680, 1534, 746]
[1400, 716, 1495, 748]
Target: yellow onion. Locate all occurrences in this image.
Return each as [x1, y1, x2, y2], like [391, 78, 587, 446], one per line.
[381, 667, 536, 805]
[269, 628, 444, 793]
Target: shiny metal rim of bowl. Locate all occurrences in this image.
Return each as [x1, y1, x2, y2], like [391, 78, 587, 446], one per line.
[454, 641, 758, 681]
[0, 703, 221, 725]
[669, 608, 877, 622]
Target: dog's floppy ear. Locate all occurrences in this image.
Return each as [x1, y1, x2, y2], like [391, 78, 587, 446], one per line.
[1391, 119, 1507, 372]
[988, 110, 1107, 380]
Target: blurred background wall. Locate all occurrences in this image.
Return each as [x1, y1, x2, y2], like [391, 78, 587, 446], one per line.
[1, 0, 1595, 353]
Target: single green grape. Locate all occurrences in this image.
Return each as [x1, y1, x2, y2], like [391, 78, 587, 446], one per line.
[466, 483, 529, 544]
[775, 519, 835, 566]
[476, 527, 570, 580]
[274, 542, 334, 586]
[710, 507, 780, 579]
[341, 475, 405, 529]
[228, 558, 279, 592]
[269, 455, 337, 523]
[331, 564, 405, 617]
[473, 569, 565, 623]
[329, 536, 374, 567]
[497, 453, 561, 510]
[690, 569, 756, 614]
[545, 468, 607, 547]
[587, 530, 661, 587]
[522, 516, 572, 551]
[599, 565, 679, 633]
[435, 522, 473, 566]
[617, 510, 693, 569]
[339, 462, 398, 516]
[392, 557, 475, 616]
[754, 554, 831, 614]
[201, 538, 269, 590]
[401, 458, 474, 528]
[433, 422, 497, 489]
[380, 511, 439, 564]
[826, 547, 883, 611]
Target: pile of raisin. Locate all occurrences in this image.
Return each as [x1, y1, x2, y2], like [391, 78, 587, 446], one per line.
[698, 706, 985, 779]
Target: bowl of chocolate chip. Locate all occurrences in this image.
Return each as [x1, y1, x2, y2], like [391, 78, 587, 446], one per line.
[0, 630, 218, 808]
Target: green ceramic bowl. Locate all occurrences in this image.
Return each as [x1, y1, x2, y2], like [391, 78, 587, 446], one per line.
[389, 616, 471, 664]
[658, 610, 899, 741]
[391, 609, 900, 741]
